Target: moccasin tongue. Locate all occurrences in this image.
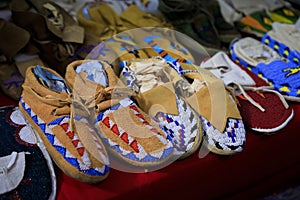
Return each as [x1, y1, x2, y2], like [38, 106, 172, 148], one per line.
[0, 152, 26, 195]
[136, 82, 178, 117]
[128, 59, 179, 116]
[0, 19, 30, 59]
[180, 64, 241, 132]
[186, 72, 229, 132]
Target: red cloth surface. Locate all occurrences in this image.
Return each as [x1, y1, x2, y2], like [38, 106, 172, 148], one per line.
[1, 92, 299, 199]
[56, 106, 300, 199]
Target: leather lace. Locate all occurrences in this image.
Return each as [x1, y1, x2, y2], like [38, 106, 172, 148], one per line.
[22, 85, 90, 131]
[229, 83, 289, 112]
[78, 85, 135, 113]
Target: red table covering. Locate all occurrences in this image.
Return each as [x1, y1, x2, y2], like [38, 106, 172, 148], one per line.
[56, 102, 300, 199]
[1, 92, 299, 200]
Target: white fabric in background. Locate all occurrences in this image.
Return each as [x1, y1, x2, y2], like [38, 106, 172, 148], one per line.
[217, 0, 290, 24]
[231, 0, 266, 15]
[0, 152, 26, 195]
[200, 51, 256, 86]
[217, 0, 243, 24]
[0, 9, 11, 21]
[270, 22, 300, 52]
[51, 0, 94, 20]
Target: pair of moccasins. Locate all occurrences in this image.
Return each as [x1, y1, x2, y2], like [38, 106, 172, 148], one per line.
[120, 57, 246, 155]
[201, 51, 294, 133]
[20, 54, 247, 184]
[20, 59, 181, 183]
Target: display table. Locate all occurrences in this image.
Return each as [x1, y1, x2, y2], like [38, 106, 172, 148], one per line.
[1, 92, 299, 200]
[55, 102, 300, 199]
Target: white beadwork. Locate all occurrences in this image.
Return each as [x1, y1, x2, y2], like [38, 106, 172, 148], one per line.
[201, 116, 246, 152]
[21, 99, 107, 174]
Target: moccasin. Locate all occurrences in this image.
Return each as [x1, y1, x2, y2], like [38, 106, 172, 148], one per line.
[65, 60, 174, 171]
[230, 37, 300, 102]
[201, 51, 294, 133]
[119, 58, 202, 159]
[167, 60, 245, 155]
[19, 65, 109, 183]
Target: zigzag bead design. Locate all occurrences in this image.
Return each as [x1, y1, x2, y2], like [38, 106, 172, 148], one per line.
[95, 98, 173, 162]
[101, 115, 141, 153]
[120, 65, 199, 156]
[20, 97, 109, 176]
[48, 117, 91, 168]
[154, 96, 199, 155]
[202, 116, 245, 152]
